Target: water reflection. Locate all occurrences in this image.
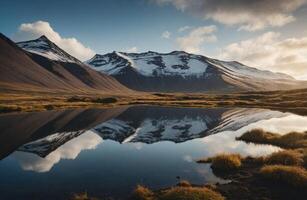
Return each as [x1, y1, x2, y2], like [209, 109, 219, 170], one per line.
[0, 106, 306, 200]
[13, 131, 102, 172]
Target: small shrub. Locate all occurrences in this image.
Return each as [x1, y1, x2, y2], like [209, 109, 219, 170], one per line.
[160, 187, 225, 200]
[210, 154, 242, 171]
[177, 180, 192, 187]
[92, 97, 117, 104]
[237, 129, 307, 149]
[0, 105, 22, 113]
[260, 165, 307, 188]
[44, 104, 54, 110]
[237, 129, 275, 143]
[265, 150, 304, 166]
[70, 192, 98, 200]
[131, 185, 154, 200]
[67, 96, 84, 102]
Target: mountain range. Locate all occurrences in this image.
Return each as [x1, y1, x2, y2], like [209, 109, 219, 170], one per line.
[0, 106, 288, 159]
[0, 33, 132, 94]
[1, 33, 307, 93]
[86, 51, 306, 92]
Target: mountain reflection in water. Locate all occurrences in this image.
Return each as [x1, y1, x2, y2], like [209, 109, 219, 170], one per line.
[1, 106, 307, 200]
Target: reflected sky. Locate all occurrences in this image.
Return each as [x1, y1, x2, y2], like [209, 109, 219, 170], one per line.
[0, 106, 307, 200]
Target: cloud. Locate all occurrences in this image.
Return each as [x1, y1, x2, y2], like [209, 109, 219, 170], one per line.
[161, 30, 171, 39]
[178, 26, 190, 32]
[153, 0, 307, 31]
[219, 32, 307, 79]
[176, 25, 217, 53]
[14, 21, 95, 61]
[124, 46, 138, 53]
[13, 131, 102, 173]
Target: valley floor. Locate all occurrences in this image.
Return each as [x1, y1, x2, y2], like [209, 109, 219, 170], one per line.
[1, 88, 307, 115]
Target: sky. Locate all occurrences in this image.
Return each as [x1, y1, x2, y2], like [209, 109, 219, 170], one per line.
[1, 0, 307, 79]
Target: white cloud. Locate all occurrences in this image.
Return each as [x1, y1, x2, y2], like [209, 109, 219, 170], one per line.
[13, 130, 102, 173]
[178, 26, 190, 32]
[176, 25, 217, 53]
[219, 32, 307, 80]
[154, 0, 307, 31]
[124, 46, 138, 53]
[161, 30, 171, 39]
[14, 21, 95, 61]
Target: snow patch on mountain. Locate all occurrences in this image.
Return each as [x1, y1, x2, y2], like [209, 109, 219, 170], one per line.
[17, 36, 80, 63]
[87, 51, 294, 80]
[94, 116, 211, 143]
[87, 51, 209, 77]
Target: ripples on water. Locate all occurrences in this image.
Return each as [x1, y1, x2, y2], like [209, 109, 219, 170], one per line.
[0, 106, 306, 199]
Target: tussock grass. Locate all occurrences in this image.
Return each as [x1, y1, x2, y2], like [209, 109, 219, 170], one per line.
[260, 165, 307, 188]
[160, 187, 225, 200]
[177, 180, 192, 187]
[131, 185, 154, 200]
[70, 192, 98, 200]
[0, 104, 21, 112]
[198, 154, 242, 171]
[265, 150, 304, 166]
[237, 129, 307, 149]
[131, 185, 225, 200]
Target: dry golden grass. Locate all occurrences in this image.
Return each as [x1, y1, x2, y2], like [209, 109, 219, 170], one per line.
[198, 154, 242, 171]
[260, 165, 307, 188]
[131, 185, 154, 200]
[159, 187, 225, 200]
[177, 180, 192, 187]
[131, 185, 225, 200]
[70, 192, 98, 200]
[265, 150, 304, 166]
[2, 87, 307, 115]
[237, 129, 307, 149]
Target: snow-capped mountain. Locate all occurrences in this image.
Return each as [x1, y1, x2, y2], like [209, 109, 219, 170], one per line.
[86, 51, 304, 92]
[14, 106, 288, 157]
[18, 130, 85, 157]
[93, 106, 287, 144]
[17, 35, 81, 63]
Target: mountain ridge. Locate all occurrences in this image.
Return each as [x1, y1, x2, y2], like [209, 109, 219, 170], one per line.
[0, 33, 134, 94]
[86, 50, 305, 92]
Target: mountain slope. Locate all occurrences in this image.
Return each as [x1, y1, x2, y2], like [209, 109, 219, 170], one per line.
[16, 35, 134, 93]
[0, 33, 133, 94]
[93, 106, 287, 144]
[86, 51, 307, 92]
[0, 33, 76, 91]
[17, 36, 81, 63]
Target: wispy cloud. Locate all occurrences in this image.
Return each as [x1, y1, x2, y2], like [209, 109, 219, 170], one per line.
[178, 26, 190, 32]
[153, 0, 307, 31]
[14, 21, 95, 61]
[161, 30, 171, 39]
[176, 25, 217, 53]
[124, 46, 138, 53]
[219, 32, 307, 79]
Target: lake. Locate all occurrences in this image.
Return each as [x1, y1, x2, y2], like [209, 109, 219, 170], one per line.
[1, 106, 307, 199]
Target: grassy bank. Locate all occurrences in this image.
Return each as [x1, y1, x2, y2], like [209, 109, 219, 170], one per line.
[1, 87, 307, 114]
[196, 129, 307, 200]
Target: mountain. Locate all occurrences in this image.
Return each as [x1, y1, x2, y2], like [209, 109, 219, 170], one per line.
[17, 36, 81, 63]
[86, 51, 307, 92]
[0, 33, 132, 94]
[93, 106, 287, 144]
[0, 107, 126, 159]
[6, 106, 288, 159]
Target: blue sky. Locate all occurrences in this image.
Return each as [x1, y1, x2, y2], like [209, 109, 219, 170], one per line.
[1, 0, 307, 79]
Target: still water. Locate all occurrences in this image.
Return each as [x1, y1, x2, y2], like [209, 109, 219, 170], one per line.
[0, 106, 306, 199]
